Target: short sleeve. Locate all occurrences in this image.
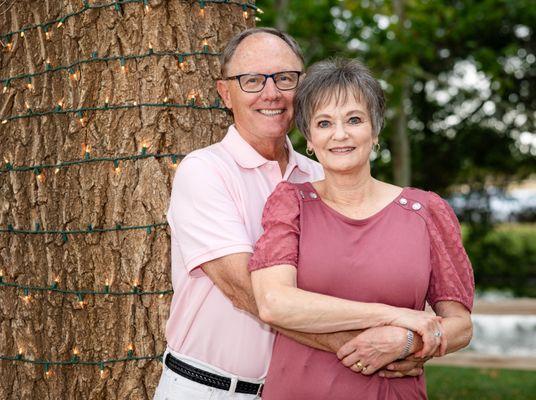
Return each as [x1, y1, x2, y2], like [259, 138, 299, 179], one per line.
[425, 192, 475, 311]
[167, 156, 252, 276]
[248, 182, 301, 272]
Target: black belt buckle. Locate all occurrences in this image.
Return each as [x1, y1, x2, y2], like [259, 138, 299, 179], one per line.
[165, 353, 263, 396]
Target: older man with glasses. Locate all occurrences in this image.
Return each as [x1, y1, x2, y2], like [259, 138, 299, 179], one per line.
[154, 28, 424, 400]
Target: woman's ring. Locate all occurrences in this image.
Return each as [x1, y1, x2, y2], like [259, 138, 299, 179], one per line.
[361, 366, 368, 373]
[434, 331, 442, 337]
[355, 361, 364, 370]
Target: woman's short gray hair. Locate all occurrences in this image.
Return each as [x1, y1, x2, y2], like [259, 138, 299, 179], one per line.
[294, 58, 385, 140]
[220, 27, 304, 77]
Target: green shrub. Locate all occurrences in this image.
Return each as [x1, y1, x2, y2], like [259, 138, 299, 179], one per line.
[463, 224, 536, 297]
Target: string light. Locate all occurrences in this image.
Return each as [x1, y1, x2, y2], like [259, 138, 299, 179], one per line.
[242, 4, 248, 19]
[0, 0, 258, 44]
[1, 49, 219, 88]
[202, 39, 209, 53]
[0, 222, 168, 237]
[0, 277, 172, 298]
[0, 151, 185, 176]
[0, 352, 165, 373]
[0, 99, 225, 125]
[199, 0, 206, 17]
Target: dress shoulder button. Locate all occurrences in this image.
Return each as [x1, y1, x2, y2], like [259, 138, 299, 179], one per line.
[399, 197, 408, 205]
[412, 202, 422, 210]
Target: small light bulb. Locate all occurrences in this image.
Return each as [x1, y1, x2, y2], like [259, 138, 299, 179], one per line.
[243, 11, 248, 19]
[37, 173, 44, 182]
[79, 117, 87, 126]
[57, 21, 63, 28]
[20, 31, 25, 38]
[199, 8, 205, 17]
[45, 31, 51, 40]
[6, 42, 13, 51]
[145, 4, 150, 13]
[105, 96, 109, 105]
[45, 369, 52, 378]
[159, 294, 164, 299]
[22, 294, 31, 303]
[2, 86, 8, 94]
[1, 119, 8, 124]
[163, 97, 168, 103]
[121, 65, 126, 74]
[202, 39, 208, 48]
[54, 167, 60, 174]
[27, 82, 33, 91]
[114, 166, 121, 174]
[18, 348, 23, 355]
[54, 276, 60, 284]
[133, 101, 138, 106]
[73, 348, 79, 356]
[127, 343, 134, 352]
[257, 7, 264, 14]
[149, 43, 153, 51]
[100, 368, 105, 378]
[25, 101, 30, 110]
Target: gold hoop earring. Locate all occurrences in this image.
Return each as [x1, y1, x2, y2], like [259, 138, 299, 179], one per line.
[306, 147, 314, 157]
[373, 143, 381, 153]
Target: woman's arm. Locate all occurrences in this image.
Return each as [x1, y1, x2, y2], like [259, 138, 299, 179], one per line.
[251, 264, 444, 356]
[432, 300, 472, 354]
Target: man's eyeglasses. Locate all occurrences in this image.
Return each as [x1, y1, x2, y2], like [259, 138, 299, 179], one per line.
[224, 71, 302, 93]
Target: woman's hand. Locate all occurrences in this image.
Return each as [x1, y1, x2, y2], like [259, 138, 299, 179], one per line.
[389, 309, 447, 358]
[336, 326, 409, 375]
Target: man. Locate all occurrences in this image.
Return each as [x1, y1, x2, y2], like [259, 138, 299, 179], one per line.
[154, 28, 423, 400]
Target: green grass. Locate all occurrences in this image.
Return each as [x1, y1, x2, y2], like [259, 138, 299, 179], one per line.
[426, 366, 536, 400]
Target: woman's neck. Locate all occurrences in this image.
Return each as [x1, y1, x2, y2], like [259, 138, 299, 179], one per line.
[321, 167, 377, 207]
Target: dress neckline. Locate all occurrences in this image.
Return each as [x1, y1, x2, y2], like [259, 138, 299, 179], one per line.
[304, 181, 408, 225]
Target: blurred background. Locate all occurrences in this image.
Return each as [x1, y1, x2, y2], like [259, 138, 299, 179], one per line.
[258, 1, 535, 398]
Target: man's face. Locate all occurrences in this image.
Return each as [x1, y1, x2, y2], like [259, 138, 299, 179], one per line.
[217, 33, 303, 144]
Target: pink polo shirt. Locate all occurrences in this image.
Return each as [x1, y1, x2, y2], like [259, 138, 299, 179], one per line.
[165, 125, 323, 379]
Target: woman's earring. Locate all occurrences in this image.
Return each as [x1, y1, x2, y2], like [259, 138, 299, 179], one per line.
[373, 143, 381, 153]
[306, 147, 314, 157]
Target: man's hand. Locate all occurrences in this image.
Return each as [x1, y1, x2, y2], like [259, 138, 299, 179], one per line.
[378, 359, 425, 378]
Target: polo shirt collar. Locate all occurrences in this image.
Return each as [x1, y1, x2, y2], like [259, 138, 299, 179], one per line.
[221, 125, 310, 175]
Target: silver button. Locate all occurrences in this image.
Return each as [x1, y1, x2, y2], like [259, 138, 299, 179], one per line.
[399, 198, 408, 205]
[412, 202, 422, 210]
[309, 192, 318, 199]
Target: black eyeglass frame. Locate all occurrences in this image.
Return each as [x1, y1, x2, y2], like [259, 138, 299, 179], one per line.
[223, 71, 303, 93]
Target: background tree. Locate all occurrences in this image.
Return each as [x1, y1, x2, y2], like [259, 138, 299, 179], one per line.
[259, 0, 535, 192]
[0, 1, 253, 398]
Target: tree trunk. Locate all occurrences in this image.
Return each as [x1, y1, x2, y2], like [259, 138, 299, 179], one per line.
[391, 0, 411, 186]
[274, 0, 289, 32]
[0, 1, 253, 398]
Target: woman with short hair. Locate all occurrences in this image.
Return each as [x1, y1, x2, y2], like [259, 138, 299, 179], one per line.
[248, 58, 474, 399]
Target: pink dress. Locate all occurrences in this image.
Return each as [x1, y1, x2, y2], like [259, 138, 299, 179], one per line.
[248, 181, 474, 400]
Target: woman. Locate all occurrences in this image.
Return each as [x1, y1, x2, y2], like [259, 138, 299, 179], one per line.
[248, 58, 474, 399]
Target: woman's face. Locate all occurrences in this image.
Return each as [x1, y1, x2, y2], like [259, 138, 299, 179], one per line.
[308, 93, 376, 175]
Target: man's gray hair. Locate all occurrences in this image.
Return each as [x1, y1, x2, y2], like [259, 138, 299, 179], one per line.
[294, 58, 386, 140]
[220, 27, 304, 77]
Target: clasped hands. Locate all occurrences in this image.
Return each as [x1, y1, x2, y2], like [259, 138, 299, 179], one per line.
[336, 323, 446, 378]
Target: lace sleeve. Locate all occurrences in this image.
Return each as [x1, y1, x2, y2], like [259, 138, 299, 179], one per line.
[248, 182, 301, 272]
[425, 192, 475, 311]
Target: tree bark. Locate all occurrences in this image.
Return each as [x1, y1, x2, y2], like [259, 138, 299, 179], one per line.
[0, 1, 253, 398]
